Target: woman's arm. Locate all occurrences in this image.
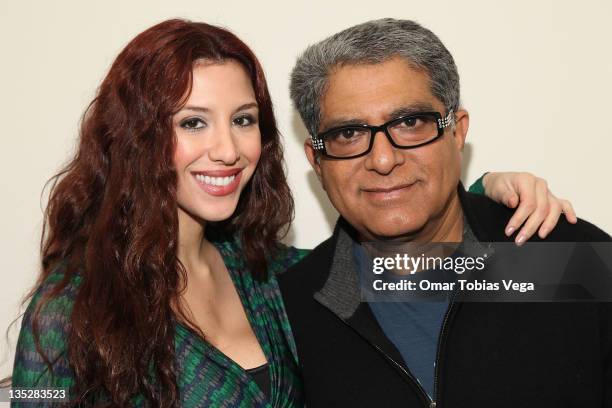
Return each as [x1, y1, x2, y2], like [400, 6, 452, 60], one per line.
[469, 172, 577, 244]
[11, 273, 76, 398]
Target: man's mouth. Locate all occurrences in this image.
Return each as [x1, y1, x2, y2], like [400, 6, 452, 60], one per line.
[361, 181, 419, 202]
[362, 181, 418, 193]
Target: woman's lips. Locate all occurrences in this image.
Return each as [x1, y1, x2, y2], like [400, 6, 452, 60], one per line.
[192, 169, 243, 197]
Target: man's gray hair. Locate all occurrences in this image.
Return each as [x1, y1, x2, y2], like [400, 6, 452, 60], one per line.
[290, 18, 460, 136]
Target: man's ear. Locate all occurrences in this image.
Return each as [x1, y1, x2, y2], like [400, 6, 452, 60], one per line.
[452, 109, 469, 151]
[304, 138, 323, 182]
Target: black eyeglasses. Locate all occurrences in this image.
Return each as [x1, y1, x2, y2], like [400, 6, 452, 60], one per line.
[312, 111, 454, 159]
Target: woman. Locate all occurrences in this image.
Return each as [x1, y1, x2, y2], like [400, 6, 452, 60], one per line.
[8, 19, 575, 407]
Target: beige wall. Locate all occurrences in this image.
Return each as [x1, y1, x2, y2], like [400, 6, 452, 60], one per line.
[1, 0, 611, 386]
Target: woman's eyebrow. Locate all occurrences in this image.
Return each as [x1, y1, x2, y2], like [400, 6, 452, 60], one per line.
[179, 102, 258, 114]
[180, 105, 210, 113]
[234, 102, 259, 113]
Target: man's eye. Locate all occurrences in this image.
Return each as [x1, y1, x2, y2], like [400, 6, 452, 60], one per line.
[233, 115, 257, 127]
[340, 129, 356, 138]
[330, 128, 365, 140]
[180, 118, 206, 130]
[400, 117, 419, 127]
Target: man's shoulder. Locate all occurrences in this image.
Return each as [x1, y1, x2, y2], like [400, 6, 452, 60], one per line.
[546, 216, 611, 242]
[463, 191, 611, 243]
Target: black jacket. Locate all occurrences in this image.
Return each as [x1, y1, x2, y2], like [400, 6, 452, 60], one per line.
[279, 186, 612, 407]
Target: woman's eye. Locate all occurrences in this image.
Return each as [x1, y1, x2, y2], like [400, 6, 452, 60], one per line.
[233, 115, 256, 127]
[180, 118, 206, 130]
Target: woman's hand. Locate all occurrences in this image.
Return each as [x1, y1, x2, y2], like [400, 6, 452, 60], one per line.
[482, 172, 577, 245]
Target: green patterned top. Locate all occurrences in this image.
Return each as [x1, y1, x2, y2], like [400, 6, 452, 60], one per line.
[11, 178, 486, 407]
[11, 237, 309, 407]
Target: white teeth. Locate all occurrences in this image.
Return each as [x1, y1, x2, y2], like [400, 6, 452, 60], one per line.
[195, 174, 236, 187]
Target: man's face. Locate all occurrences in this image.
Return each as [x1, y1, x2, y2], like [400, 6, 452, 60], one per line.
[305, 56, 469, 241]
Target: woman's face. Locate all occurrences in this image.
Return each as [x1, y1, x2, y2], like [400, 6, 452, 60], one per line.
[173, 60, 261, 223]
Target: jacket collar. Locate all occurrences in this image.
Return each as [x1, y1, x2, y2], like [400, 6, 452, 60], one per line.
[313, 220, 362, 320]
[314, 183, 490, 320]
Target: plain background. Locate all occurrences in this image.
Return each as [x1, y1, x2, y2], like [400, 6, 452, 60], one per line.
[1, 0, 611, 391]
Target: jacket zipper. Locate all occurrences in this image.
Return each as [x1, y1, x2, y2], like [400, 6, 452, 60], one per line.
[432, 246, 495, 407]
[367, 338, 435, 408]
[316, 300, 434, 407]
[431, 289, 458, 408]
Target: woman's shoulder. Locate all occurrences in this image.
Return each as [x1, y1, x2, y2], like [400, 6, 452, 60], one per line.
[266, 244, 311, 276]
[11, 264, 80, 388]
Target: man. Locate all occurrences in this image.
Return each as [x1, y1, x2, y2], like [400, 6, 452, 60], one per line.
[279, 18, 612, 407]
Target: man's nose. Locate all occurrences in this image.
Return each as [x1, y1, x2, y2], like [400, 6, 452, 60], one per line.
[364, 129, 405, 174]
[209, 125, 240, 164]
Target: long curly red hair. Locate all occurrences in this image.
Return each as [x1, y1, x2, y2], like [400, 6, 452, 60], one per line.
[27, 19, 292, 406]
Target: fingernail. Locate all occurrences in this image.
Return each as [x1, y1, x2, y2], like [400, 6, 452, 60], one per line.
[539, 227, 548, 237]
[505, 226, 515, 236]
[516, 234, 525, 245]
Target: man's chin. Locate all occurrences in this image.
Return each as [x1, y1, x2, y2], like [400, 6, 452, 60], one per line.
[360, 219, 427, 242]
